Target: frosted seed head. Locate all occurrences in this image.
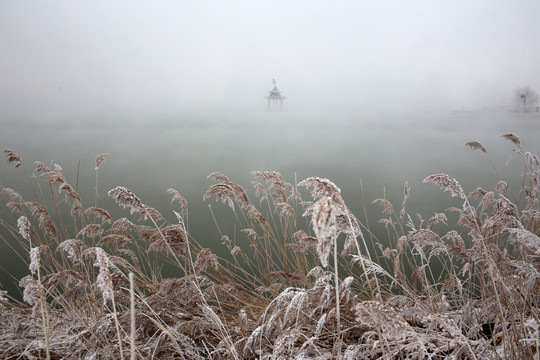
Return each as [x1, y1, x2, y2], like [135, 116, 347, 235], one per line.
[424, 173, 466, 200]
[501, 133, 521, 148]
[108, 186, 145, 214]
[17, 216, 31, 242]
[465, 141, 487, 153]
[29, 247, 40, 275]
[95, 153, 108, 170]
[4, 149, 22, 168]
[311, 197, 337, 267]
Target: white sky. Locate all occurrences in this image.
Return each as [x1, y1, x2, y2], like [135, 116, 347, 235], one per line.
[1, 0, 540, 120]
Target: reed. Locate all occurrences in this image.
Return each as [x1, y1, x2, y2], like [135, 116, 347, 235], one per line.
[0, 133, 539, 359]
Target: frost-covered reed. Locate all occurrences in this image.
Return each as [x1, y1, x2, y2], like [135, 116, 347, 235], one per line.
[1, 133, 540, 359]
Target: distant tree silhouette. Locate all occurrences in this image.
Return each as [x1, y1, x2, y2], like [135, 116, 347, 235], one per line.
[515, 86, 539, 112]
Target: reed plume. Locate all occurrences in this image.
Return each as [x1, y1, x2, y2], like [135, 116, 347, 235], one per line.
[466, 141, 487, 153]
[3, 149, 22, 168]
[2, 133, 540, 359]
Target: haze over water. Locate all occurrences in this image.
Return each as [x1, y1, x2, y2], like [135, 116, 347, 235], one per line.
[2, 1, 540, 296]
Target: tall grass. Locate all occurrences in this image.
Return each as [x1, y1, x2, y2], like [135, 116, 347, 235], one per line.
[0, 133, 539, 359]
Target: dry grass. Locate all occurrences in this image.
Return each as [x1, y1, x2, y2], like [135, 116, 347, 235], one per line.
[1, 133, 540, 359]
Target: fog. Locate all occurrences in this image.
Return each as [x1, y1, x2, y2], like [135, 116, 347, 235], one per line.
[2, 0, 540, 123]
[3, 1, 540, 300]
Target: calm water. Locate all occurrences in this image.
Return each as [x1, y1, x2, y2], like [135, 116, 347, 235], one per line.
[1, 109, 539, 297]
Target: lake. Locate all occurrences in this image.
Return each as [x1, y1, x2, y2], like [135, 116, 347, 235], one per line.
[1, 109, 539, 298]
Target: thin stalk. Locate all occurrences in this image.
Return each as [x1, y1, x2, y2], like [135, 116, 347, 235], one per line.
[111, 291, 124, 359]
[333, 234, 341, 360]
[130, 272, 136, 360]
[36, 265, 51, 360]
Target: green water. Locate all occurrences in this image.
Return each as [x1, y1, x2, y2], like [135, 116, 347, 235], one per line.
[1, 109, 538, 299]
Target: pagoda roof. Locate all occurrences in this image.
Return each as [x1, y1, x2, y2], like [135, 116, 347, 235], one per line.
[266, 85, 285, 99]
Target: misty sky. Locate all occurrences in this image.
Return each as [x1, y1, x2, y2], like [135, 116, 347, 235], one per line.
[1, 0, 540, 120]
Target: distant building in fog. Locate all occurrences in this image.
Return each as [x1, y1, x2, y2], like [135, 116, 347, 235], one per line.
[266, 79, 285, 110]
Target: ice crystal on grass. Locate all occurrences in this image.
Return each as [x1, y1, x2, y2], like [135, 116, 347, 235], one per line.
[483, 195, 523, 232]
[17, 216, 31, 242]
[339, 276, 354, 302]
[248, 205, 267, 225]
[97, 234, 131, 248]
[276, 201, 295, 217]
[501, 133, 521, 148]
[57, 239, 85, 263]
[283, 290, 307, 326]
[94, 153, 108, 170]
[111, 217, 138, 231]
[28, 248, 40, 276]
[252, 180, 267, 198]
[76, 224, 104, 238]
[351, 255, 393, 279]
[424, 173, 466, 199]
[243, 325, 262, 357]
[469, 187, 488, 199]
[1, 187, 22, 201]
[6, 201, 22, 214]
[28, 246, 47, 275]
[241, 228, 257, 239]
[147, 224, 187, 256]
[24, 202, 58, 240]
[230, 246, 241, 256]
[42, 164, 66, 185]
[354, 301, 413, 340]
[272, 329, 301, 359]
[3, 149, 22, 168]
[85, 207, 112, 224]
[33, 160, 50, 175]
[341, 234, 357, 256]
[167, 188, 188, 210]
[204, 183, 236, 210]
[239, 309, 249, 331]
[19, 275, 42, 307]
[298, 177, 343, 204]
[0, 290, 7, 305]
[205, 172, 251, 210]
[194, 248, 219, 273]
[343, 345, 363, 360]
[466, 141, 487, 153]
[252, 170, 285, 186]
[408, 229, 447, 259]
[495, 180, 508, 193]
[426, 212, 447, 229]
[95, 248, 114, 305]
[307, 266, 330, 283]
[310, 197, 337, 267]
[108, 186, 145, 215]
[506, 228, 540, 254]
[84, 247, 114, 305]
[372, 198, 394, 216]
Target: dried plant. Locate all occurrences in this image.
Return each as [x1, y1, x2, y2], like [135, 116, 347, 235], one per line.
[501, 133, 522, 148]
[57, 239, 85, 263]
[95, 153, 108, 170]
[85, 207, 112, 224]
[466, 141, 487, 153]
[17, 215, 31, 242]
[2, 134, 540, 359]
[310, 197, 337, 268]
[108, 186, 145, 215]
[423, 173, 467, 200]
[167, 188, 188, 211]
[3, 149, 22, 168]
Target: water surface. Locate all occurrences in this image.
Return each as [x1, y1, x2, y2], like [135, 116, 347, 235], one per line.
[1, 109, 538, 297]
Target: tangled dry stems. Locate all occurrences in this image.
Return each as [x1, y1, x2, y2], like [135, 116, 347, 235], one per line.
[1, 134, 539, 359]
